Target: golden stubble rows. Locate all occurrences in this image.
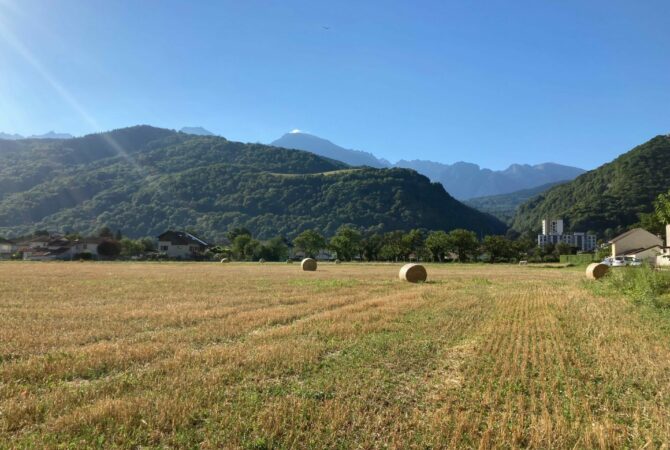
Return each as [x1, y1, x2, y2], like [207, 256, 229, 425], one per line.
[1, 262, 669, 448]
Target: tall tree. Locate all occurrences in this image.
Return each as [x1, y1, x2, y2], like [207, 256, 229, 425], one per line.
[329, 226, 362, 261]
[293, 229, 326, 258]
[425, 231, 450, 262]
[446, 229, 480, 262]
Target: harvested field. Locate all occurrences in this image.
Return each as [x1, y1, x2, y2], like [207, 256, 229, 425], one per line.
[1, 262, 670, 448]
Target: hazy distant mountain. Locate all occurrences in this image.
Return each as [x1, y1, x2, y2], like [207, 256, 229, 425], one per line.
[0, 132, 23, 140]
[0, 131, 73, 140]
[180, 126, 215, 136]
[271, 131, 585, 200]
[465, 181, 568, 224]
[271, 132, 388, 168]
[396, 160, 585, 200]
[28, 131, 74, 139]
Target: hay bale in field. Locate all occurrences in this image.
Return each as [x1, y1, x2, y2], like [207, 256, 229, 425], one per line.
[220, 258, 230, 263]
[586, 263, 609, 280]
[335, 259, 341, 264]
[259, 258, 266, 264]
[286, 259, 294, 264]
[301, 258, 317, 271]
[399, 263, 427, 283]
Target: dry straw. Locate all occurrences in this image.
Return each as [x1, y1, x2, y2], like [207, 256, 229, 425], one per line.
[220, 258, 230, 263]
[399, 263, 427, 283]
[301, 258, 317, 271]
[585, 262, 609, 280]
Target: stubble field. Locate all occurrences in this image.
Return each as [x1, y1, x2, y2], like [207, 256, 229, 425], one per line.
[1, 262, 670, 449]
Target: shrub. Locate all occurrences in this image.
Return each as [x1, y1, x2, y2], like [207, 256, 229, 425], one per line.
[589, 265, 670, 308]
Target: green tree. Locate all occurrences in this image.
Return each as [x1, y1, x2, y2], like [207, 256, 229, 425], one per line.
[655, 190, 670, 224]
[258, 236, 289, 261]
[328, 226, 362, 261]
[482, 235, 515, 263]
[402, 229, 426, 259]
[446, 229, 479, 262]
[232, 234, 250, 260]
[120, 238, 144, 257]
[97, 239, 121, 258]
[98, 226, 114, 239]
[361, 233, 383, 261]
[226, 227, 251, 242]
[556, 242, 574, 255]
[425, 231, 450, 262]
[293, 229, 325, 258]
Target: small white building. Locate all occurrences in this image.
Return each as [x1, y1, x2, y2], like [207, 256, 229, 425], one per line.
[0, 238, 13, 258]
[609, 228, 663, 264]
[69, 237, 104, 258]
[158, 231, 210, 259]
[656, 225, 670, 268]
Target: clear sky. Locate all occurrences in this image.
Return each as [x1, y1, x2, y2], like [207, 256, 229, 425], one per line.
[0, 0, 668, 170]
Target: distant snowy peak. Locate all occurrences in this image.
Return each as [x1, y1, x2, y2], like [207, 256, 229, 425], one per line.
[271, 132, 388, 168]
[271, 131, 585, 200]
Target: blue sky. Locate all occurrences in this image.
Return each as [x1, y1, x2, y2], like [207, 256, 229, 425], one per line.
[0, 0, 668, 170]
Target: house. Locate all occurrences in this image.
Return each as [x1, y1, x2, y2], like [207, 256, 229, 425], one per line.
[656, 225, 670, 268]
[537, 218, 597, 251]
[69, 237, 105, 258]
[609, 228, 663, 263]
[0, 237, 13, 258]
[158, 231, 210, 259]
[16, 235, 51, 249]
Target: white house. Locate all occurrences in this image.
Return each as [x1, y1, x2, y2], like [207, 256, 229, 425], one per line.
[656, 225, 670, 268]
[158, 231, 210, 259]
[0, 238, 13, 258]
[609, 228, 663, 264]
[68, 237, 105, 258]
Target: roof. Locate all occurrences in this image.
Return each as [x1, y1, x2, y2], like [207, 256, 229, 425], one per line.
[622, 245, 662, 256]
[74, 237, 106, 245]
[158, 230, 209, 247]
[609, 228, 662, 244]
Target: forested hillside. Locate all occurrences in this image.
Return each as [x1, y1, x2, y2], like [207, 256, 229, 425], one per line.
[512, 135, 670, 237]
[0, 126, 505, 240]
[465, 181, 567, 224]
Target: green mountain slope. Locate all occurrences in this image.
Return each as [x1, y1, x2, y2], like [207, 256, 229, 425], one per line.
[0, 126, 505, 240]
[465, 181, 567, 224]
[512, 135, 670, 236]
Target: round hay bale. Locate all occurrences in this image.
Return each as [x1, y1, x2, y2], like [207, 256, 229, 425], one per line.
[335, 259, 341, 264]
[220, 258, 230, 263]
[586, 263, 609, 280]
[301, 258, 317, 271]
[286, 259, 294, 264]
[399, 263, 427, 283]
[259, 258, 266, 264]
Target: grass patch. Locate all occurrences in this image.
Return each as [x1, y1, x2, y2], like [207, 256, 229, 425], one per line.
[587, 265, 670, 308]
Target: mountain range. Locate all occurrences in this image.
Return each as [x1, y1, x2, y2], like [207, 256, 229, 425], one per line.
[180, 126, 215, 136]
[0, 126, 505, 240]
[465, 181, 568, 224]
[0, 131, 74, 140]
[512, 134, 670, 238]
[270, 131, 585, 199]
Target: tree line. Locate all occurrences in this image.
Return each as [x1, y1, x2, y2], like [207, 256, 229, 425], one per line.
[208, 226, 581, 263]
